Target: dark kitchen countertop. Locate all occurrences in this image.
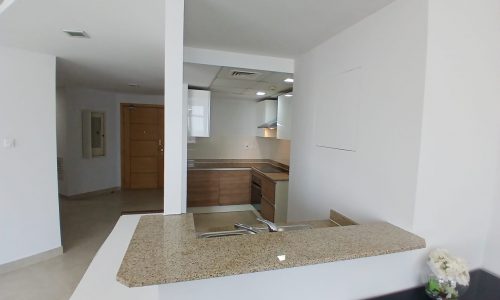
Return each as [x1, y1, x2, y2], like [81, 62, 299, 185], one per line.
[187, 159, 290, 182]
[368, 269, 500, 300]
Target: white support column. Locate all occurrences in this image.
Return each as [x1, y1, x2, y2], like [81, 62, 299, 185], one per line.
[164, 0, 186, 215]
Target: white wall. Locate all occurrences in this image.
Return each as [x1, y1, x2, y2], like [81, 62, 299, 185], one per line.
[413, 0, 500, 270]
[484, 191, 500, 276]
[288, 0, 428, 228]
[56, 88, 68, 195]
[164, 0, 186, 215]
[0, 46, 61, 264]
[187, 93, 291, 165]
[290, 0, 500, 287]
[57, 87, 163, 196]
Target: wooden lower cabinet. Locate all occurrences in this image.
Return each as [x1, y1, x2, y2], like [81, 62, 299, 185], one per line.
[254, 173, 288, 223]
[254, 173, 277, 221]
[261, 178, 275, 204]
[187, 171, 219, 207]
[219, 171, 251, 205]
[260, 197, 275, 222]
[187, 170, 251, 207]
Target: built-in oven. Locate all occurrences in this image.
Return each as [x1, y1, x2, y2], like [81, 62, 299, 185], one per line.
[251, 174, 262, 211]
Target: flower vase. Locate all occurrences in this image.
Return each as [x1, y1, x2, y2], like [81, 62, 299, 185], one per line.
[425, 274, 468, 300]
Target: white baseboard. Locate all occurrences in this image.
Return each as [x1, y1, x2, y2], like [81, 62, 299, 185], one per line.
[0, 247, 63, 275]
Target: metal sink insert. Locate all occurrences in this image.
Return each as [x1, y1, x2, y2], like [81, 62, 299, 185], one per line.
[197, 224, 313, 239]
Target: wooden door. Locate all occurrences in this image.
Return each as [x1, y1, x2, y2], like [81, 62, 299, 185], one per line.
[121, 104, 164, 189]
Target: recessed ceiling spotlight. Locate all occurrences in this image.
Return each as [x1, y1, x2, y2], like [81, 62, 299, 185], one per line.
[284, 78, 294, 83]
[128, 83, 140, 87]
[63, 30, 90, 38]
[256, 91, 266, 96]
[284, 94, 293, 97]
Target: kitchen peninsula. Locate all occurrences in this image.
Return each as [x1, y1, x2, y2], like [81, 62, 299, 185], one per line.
[117, 213, 425, 288]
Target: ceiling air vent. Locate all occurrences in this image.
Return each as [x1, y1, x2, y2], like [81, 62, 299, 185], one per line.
[63, 30, 90, 38]
[231, 70, 260, 80]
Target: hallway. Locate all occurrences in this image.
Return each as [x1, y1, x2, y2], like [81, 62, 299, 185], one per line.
[0, 190, 161, 300]
[0, 190, 259, 300]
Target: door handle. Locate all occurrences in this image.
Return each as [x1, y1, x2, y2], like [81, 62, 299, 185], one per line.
[159, 139, 164, 152]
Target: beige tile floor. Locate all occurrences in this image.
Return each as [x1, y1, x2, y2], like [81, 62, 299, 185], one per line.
[119, 189, 164, 213]
[0, 190, 259, 300]
[0, 193, 123, 300]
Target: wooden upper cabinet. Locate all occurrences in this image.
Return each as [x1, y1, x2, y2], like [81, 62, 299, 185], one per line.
[187, 170, 219, 207]
[219, 170, 251, 205]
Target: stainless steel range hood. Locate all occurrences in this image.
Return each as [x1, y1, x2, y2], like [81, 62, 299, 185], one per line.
[257, 120, 278, 129]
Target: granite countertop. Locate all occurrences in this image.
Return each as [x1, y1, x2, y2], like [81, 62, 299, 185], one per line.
[116, 214, 425, 288]
[187, 160, 290, 182]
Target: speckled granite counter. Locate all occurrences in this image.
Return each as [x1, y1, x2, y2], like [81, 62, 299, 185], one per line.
[116, 214, 425, 287]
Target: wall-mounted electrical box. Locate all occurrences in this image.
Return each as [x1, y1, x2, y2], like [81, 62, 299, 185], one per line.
[82, 110, 106, 158]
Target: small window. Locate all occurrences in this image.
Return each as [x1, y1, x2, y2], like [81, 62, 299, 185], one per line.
[82, 111, 105, 158]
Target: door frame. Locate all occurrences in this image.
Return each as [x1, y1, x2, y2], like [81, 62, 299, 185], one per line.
[120, 103, 165, 189]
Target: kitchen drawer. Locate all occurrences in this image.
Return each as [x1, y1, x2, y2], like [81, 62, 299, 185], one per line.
[260, 197, 275, 222]
[261, 179, 275, 204]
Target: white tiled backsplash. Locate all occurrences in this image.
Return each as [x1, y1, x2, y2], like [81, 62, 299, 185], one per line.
[187, 136, 290, 165]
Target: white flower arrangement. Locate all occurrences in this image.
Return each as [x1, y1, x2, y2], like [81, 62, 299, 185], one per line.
[425, 249, 470, 299]
[428, 249, 470, 286]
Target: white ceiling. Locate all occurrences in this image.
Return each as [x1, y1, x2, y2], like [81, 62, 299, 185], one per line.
[185, 0, 396, 57]
[0, 0, 165, 94]
[183, 63, 221, 88]
[184, 64, 293, 100]
[0, 0, 395, 94]
[210, 67, 293, 100]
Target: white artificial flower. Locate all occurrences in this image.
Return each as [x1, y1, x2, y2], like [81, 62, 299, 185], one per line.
[427, 249, 470, 286]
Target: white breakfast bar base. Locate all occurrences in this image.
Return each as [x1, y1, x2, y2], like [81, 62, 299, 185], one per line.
[72, 214, 427, 300]
[159, 250, 426, 300]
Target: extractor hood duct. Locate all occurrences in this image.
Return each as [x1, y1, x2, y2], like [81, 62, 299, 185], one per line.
[258, 120, 278, 129]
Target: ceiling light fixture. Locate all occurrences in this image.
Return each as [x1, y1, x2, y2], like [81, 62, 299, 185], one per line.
[256, 91, 266, 96]
[284, 94, 293, 97]
[284, 78, 294, 83]
[63, 30, 90, 38]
